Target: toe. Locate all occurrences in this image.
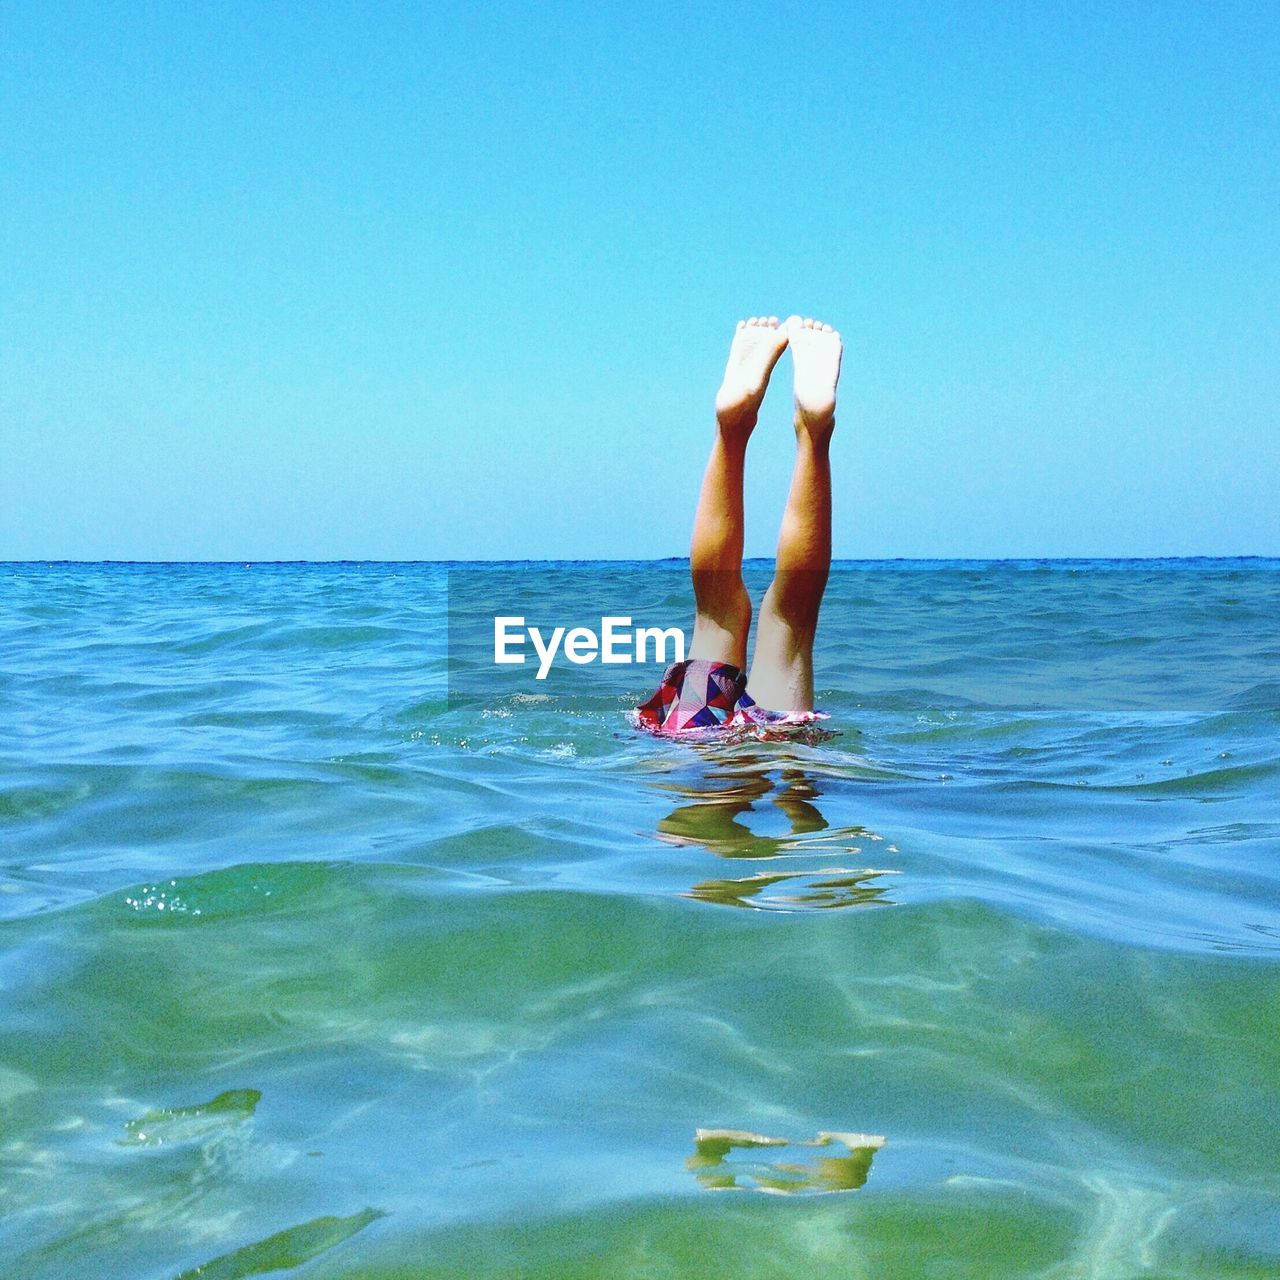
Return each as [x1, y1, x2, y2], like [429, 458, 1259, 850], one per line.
[821, 322, 832, 332]
[767, 315, 779, 326]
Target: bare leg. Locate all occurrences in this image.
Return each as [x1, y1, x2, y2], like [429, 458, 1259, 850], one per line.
[747, 317, 843, 712]
[688, 318, 789, 669]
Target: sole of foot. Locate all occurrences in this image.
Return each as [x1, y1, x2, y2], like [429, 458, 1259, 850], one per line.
[785, 316, 842, 434]
[714, 317, 789, 431]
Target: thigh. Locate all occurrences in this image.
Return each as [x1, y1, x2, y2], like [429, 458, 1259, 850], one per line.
[745, 584, 816, 714]
[689, 612, 751, 669]
[688, 571, 753, 670]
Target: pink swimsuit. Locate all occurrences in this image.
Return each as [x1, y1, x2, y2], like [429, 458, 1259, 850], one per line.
[634, 659, 825, 736]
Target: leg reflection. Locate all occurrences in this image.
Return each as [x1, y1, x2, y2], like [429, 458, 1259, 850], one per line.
[687, 1128, 885, 1195]
[654, 751, 900, 911]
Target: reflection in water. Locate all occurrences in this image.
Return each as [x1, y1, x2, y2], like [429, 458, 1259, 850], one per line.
[174, 1208, 384, 1280]
[18, 1087, 372, 1277]
[118, 1088, 261, 1148]
[687, 867, 897, 911]
[655, 748, 900, 911]
[687, 1128, 885, 1195]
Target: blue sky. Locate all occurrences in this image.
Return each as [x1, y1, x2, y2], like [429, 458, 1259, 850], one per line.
[2, 1, 1277, 560]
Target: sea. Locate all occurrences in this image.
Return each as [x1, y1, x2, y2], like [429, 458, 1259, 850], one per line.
[1, 559, 1277, 1279]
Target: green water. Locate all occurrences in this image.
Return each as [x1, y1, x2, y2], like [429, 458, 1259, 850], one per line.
[1, 562, 1278, 1277]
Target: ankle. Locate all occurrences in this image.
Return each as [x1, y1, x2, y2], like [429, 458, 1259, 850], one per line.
[794, 412, 834, 450]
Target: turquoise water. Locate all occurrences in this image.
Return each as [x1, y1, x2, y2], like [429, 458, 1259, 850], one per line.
[2, 560, 1278, 1279]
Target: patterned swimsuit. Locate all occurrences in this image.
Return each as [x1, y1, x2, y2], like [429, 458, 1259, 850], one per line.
[634, 659, 752, 732]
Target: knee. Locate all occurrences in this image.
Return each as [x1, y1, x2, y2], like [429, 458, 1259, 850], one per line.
[705, 584, 752, 636]
[762, 573, 824, 635]
[692, 572, 751, 629]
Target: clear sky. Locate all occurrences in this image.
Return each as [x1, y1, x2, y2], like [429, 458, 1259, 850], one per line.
[2, 1, 1277, 560]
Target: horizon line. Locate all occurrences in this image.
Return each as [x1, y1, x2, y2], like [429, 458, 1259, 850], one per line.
[4, 555, 1278, 567]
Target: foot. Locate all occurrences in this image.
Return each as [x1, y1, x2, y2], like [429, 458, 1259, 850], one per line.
[785, 316, 842, 435]
[714, 317, 789, 432]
